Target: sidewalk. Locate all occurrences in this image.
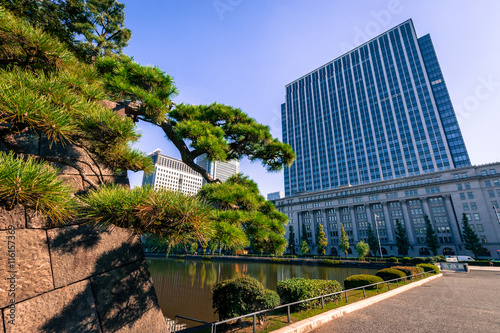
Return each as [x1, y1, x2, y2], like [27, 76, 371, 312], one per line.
[310, 270, 500, 333]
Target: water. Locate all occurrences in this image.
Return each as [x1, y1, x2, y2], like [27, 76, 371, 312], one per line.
[147, 257, 377, 327]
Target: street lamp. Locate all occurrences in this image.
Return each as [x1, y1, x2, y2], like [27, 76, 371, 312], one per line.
[374, 214, 384, 260]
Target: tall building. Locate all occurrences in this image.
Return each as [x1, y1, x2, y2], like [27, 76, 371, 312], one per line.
[142, 149, 203, 195]
[196, 154, 239, 183]
[267, 191, 285, 201]
[282, 19, 470, 197]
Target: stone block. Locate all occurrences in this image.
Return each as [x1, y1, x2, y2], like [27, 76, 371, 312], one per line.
[114, 306, 168, 333]
[0, 229, 53, 308]
[0, 206, 26, 230]
[48, 224, 144, 288]
[3, 280, 101, 332]
[91, 260, 162, 333]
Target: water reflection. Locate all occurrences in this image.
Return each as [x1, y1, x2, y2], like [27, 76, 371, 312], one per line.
[147, 258, 377, 327]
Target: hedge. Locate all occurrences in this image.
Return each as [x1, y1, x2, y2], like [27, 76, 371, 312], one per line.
[386, 257, 399, 263]
[213, 275, 280, 320]
[343, 274, 383, 290]
[376, 268, 406, 281]
[318, 259, 341, 265]
[277, 278, 342, 310]
[416, 263, 440, 274]
[392, 266, 424, 277]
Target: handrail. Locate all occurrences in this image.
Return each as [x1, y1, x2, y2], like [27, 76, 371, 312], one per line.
[174, 271, 431, 333]
[173, 315, 211, 333]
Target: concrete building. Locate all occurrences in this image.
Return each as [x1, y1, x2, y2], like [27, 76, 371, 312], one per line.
[281, 19, 470, 197]
[196, 154, 239, 183]
[267, 191, 285, 201]
[142, 150, 203, 195]
[272, 163, 500, 259]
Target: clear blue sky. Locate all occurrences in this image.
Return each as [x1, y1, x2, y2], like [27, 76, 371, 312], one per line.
[122, 0, 500, 196]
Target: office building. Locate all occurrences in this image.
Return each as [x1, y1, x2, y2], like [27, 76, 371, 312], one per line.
[267, 191, 285, 201]
[272, 163, 500, 258]
[282, 19, 470, 197]
[142, 149, 203, 195]
[196, 154, 239, 183]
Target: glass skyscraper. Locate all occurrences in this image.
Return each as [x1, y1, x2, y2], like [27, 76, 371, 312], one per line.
[282, 19, 470, 197]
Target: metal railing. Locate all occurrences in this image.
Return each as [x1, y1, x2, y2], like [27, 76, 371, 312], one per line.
[173, 271, 432, 333]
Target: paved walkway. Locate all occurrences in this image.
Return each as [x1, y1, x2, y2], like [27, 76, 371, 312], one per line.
[311, 271, 500, 333]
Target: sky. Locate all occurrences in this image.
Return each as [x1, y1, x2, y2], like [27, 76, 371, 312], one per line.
[121, 0, 500, 197]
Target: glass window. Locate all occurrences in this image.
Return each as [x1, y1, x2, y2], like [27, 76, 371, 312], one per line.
[494, 180, 500, 187]
[465, 183, 470, 189]
[454, 175, 460, 179]
[462, 203, 469, 210]
[477, 224, 484, 232]
[467, 192, 474, 199]
[460, 193, 466, 200]
[481, 171, 487, 176]
[490, 169, 496, 175]
[489, 190, 495, 198]
[470, 202, 477, 210]
[457, 184, 463, 190]
[492, 201, 499, 208]
[473, 213, 480, 221]
[485, 180, 492, 187]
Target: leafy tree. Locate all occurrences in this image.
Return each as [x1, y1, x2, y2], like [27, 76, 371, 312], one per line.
[287, 225, 296, 255]
[394, 219, 410, 256]
[315, 223, 328, 256]
[424, 215, 439, 256]
[301, 222, 309, 245]
[339, 223, 350, 258]
[355, 240, 370, 261]
[300, 240, 309, 257]
[461, 213, 483, 259]
[367, 223, 379, 257]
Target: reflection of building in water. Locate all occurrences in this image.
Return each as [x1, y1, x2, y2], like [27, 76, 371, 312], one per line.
[165, 318, 185, 333]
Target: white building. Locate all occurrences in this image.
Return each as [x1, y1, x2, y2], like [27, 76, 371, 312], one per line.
[142, 150, 203, 195]
[196, 154, 239, 183]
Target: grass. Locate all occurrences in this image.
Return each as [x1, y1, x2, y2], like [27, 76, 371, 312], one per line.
[204, 275, 428, 333]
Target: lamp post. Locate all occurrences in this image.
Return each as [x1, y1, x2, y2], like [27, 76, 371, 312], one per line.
[374, 214, 383, 259]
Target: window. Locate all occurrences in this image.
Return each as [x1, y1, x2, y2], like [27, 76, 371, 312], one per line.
[491, 169, 496, 175]
[459, 193, 466, 200]
[467, 192, 474, 199]
[481, 170, 487, 176]
[462, 173, 467, 178]
[480, 235, 487, 243]
[454, 174, 460, 180]
[485, 180, 492, 187]
[465, 213, 472, 221]
[470, 202, 477, 210]
[492, 201, 499, 209]
[462, 203, 469, 211]
[477, 224, 484, 232]
[488, 190, 495, 198]
[465, 183, 470, 189]
[457, 184, 463, 190]
[473, 213, 480, 221]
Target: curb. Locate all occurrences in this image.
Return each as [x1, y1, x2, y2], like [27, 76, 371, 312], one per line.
[271, 273, 443, 333]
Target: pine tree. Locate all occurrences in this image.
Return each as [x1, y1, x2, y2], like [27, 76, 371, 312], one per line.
[461, 213, 483, 259]
[339, 223, 350, 258]
[287, 226, 296, 255]
[316, 223, 328, 256]
[367, 223, 379, 257]
[394, 219, 410, 256]
[424, 215, 439, 256]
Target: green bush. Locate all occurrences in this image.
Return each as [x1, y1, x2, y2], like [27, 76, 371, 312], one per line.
[376, 268, 406, 281]
[391, 266, 424, 277]
[433, 255, 446, 262]
[417, 263, 440, 274]
[386, 257, 399, 263]
[343, 274, 383, 290]
[271, 258, 291, 263]
[202, 255, 212, 260]
[213, 275, 280, 320]
[401, 257, 411, 264]
[411, 257, 433, 265]
[277, 278, 342, 310]
[319, 259, 340, 265]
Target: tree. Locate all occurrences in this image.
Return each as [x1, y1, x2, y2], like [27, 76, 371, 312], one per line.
[300, 240, 309, 257]
[315, 223, 328, 256]
[367, 224, 379, 257]
[287, 225, 296, 255]
[461, 213, 483, 259]
[394, 219, 410, 256]
[424, 215, 439, 256]
[355, 240, 370, 261]
[339, 223, 350, 258]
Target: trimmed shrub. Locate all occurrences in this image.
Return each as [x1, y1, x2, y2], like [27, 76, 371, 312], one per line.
[344, 274, 383, 290]
[411, 257, 433, 265]
[277, 278, 342, 310]
[417, 263, 440, 274]
[376, 268, 406, 281]
[401, 257, 411, 264]
[271, 258, 290, 263]
[202, 255, 212, 260]
[433, 255, 446, 262]
[319, 259, 340, 265]
[386, 257, 399, 263]
[392, 266, 424, 277]
[213, 275, 280, 320]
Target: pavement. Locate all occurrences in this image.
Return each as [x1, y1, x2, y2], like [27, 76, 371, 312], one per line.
[310, 270, 500, 333]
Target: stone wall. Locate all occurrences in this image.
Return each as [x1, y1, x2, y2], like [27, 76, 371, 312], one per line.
[0, 125, 167, 332]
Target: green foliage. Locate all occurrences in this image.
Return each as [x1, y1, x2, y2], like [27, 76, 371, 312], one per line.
[201, 255, 212, 260]
[401, 257, 411, 264]
[318, 259, 340, 265]
[411, 257, 433, 265]
[433, 255, 446, 262]
[461, 213, 483, 259]
[394, 219, 410, 256]
[0, 152, 76, 224]
[212, 275, 280, 320]
[386, 257, 399, 263]
[367, 224, 379, 257]
[270, 258, 290, 263]
[391, 266, 424, 277]
[424, 215, 439, 256]
[81, 186, 214, 244]
[300, 240, 310, 256]
[375, 268, 406, 281]
[315, 223, 327, 256]
[416, 263, 440, 274]
[343, 274, 383, 290]
[355, 240, 370, 260]
[339, 223, 350, 258]
[276, 278, 342, 310]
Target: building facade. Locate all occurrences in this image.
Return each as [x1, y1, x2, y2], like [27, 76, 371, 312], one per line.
[142, 150, 203, 195]
[282, 19, 470, 197]
[196, 154, 240, 183]
[267, 191, 285, 201]
[273, 163, 500, 259]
